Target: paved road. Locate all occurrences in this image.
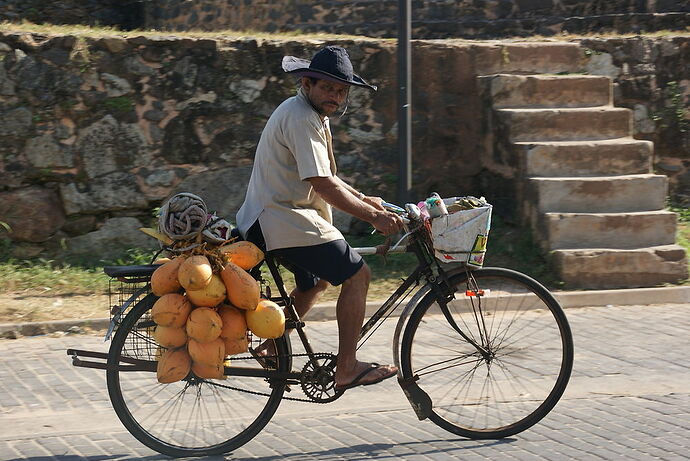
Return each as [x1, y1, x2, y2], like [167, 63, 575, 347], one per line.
[1, 303, 689, 460]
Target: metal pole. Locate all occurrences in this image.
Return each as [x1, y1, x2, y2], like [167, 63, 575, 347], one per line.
[397, 0, 412, 205]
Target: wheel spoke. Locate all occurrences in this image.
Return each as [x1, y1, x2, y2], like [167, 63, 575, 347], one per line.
[107, 297, 288, 457]
[401, 268, 573, 439]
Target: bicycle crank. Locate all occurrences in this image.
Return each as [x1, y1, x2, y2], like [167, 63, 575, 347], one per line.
[300, 353, 342, 403]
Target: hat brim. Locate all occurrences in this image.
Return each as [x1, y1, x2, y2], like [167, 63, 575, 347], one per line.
[282, 55, 377, 91]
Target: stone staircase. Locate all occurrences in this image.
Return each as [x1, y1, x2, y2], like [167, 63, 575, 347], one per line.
[479, 43, 688, 289]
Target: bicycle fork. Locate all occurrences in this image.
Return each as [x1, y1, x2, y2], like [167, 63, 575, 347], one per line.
[392, 271, 491, 421]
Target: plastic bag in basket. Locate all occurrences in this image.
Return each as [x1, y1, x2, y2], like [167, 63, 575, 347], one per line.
[430, 199, 492, 267]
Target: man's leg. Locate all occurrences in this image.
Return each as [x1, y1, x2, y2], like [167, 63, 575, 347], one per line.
[291, 279, 329, 319]
[256, 278, 329, 357]
[334, 263, 397, 388]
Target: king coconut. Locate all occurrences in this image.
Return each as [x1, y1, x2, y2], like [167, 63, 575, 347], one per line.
[151, 241, 285, 383]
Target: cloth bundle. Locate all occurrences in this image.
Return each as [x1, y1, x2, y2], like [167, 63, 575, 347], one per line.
[158, 193, 209, 241]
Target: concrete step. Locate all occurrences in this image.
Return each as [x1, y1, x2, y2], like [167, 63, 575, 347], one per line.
[540, 210, 677, 250]
[528, 174, 667, 213]
[480, 74, 611, 109]
[473, 42, 586, 75]
[552, 245, 688, 289]
[515, 138, 653, 177]
[497, 107, 632, 142]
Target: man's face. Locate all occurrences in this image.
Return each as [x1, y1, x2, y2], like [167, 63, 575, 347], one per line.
[302, 78, 349, 117]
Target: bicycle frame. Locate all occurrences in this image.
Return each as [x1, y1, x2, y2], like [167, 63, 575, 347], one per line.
[240, 216, 483, 392]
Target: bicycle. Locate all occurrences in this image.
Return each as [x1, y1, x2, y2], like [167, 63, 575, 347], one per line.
[67, 201, 574, 458]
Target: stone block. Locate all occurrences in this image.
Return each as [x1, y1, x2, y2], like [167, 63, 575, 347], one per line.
[64, 217, 157, 260]
[540, 210, 677, 250]
[473, 42, 586, 75]
[170, 166, 253, 221]
[0, 186, 65, 243]
[59, 172, 149, 215]
[528, 174, 667, 213]
[481, 74, 611, 109]
[497, 107, 632, 142]
[516, 138, 652, 177]
[552, 245, 688, 289]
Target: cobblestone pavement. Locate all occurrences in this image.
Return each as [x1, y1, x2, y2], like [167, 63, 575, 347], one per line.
[1, 303, 689, 460]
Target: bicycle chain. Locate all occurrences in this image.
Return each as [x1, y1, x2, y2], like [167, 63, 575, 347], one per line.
[203, 352, 337, 403]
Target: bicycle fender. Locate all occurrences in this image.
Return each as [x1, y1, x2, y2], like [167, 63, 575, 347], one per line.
[392, 282, 434, 420]
[392, 283, 433, 372]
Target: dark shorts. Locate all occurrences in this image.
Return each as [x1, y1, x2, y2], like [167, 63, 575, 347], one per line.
[245, 220, 364, 292]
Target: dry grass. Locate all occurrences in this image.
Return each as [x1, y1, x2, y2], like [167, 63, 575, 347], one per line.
[0, 20, 380, 42]
[2, 21, 687, 43]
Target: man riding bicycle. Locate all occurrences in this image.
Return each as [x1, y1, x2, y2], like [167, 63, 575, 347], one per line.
[236, 45, 403, 391]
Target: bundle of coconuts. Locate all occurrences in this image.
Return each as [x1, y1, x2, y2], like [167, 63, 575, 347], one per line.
[144, 194, 285, 384]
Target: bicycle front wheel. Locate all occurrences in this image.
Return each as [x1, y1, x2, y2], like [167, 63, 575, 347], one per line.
[106, 294, 290, 457]
[400, 267, 573, 439]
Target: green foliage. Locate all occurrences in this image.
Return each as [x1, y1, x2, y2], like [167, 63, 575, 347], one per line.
[0, 258, 109, 295]
[103, 96, 135, 114]
[652, 81, 689, 134]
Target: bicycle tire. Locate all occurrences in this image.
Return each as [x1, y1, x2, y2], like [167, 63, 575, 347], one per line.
[106, 293, 290, 457]
[400, 267, 573, 439]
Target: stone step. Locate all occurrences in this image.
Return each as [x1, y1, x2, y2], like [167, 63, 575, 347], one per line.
[480, 74, 612, 109]
[515, 138, 653, 177]
[540, 210, 677, 250]
[497, 107, 632, 142]
[472, 42, 586, 75]
[552, 245, 688, 289]
[528, 174, 667, 213]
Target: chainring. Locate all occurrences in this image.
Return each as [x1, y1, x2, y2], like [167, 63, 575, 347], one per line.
[299, 353, 342, 403]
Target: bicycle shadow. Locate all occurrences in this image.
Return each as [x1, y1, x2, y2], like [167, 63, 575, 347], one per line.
[6, 438, 516, 461]
[228, 437, 517, 460]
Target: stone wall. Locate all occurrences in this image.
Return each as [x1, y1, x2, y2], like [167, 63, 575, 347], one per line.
[0, 30, 688, 261]
[0, 0, 145, 30]
[581, 36, 690, 202]
[145, 0, 690, 38]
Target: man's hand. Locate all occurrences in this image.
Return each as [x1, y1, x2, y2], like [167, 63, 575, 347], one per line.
[372, 211, 404, 236]
[362, 196, 385, 211]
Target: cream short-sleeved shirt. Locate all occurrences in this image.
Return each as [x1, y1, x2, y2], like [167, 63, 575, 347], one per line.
[236, 88, 344, 250]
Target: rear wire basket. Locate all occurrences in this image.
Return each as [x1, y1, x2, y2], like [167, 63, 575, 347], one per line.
[107, 275, 157, 360]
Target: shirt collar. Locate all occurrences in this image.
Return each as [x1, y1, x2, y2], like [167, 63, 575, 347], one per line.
[297, 88, 328, 123]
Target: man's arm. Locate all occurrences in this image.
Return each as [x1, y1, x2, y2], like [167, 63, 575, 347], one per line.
[333, 176, 385, 210]
[308, 176, 403, 235]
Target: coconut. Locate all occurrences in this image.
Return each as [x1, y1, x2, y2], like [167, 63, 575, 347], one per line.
[218, 304, 247, 339]
[191, 361, 226, 380]
[221, 261, 260, 310]
[245, 300, 285, 339]
[151, 293, 192, 327]
[151, 257, 184, 296]
[157, 348, 192, 384]
[188, 337, 225, 367]
[178, 255, 213, 291]
[219, 241, 264, 270]
[223, 335, 249, 356]
[185, 307, 223, 343]
[186, 274, 227, 307]
[153, 325, 188, 349]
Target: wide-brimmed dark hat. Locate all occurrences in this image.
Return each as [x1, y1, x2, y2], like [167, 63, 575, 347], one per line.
[282, 46, 377, 91]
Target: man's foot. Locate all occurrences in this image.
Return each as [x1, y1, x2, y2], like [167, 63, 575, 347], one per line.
[334, 362, 397, 392]
[250, 339, 278, 369]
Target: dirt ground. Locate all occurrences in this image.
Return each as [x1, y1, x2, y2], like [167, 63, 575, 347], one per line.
[0, 293, 112, 324]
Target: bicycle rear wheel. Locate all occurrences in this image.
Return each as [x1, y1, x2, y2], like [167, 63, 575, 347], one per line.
[106, 293, 290, 457]
[400, 267, 573, 439]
